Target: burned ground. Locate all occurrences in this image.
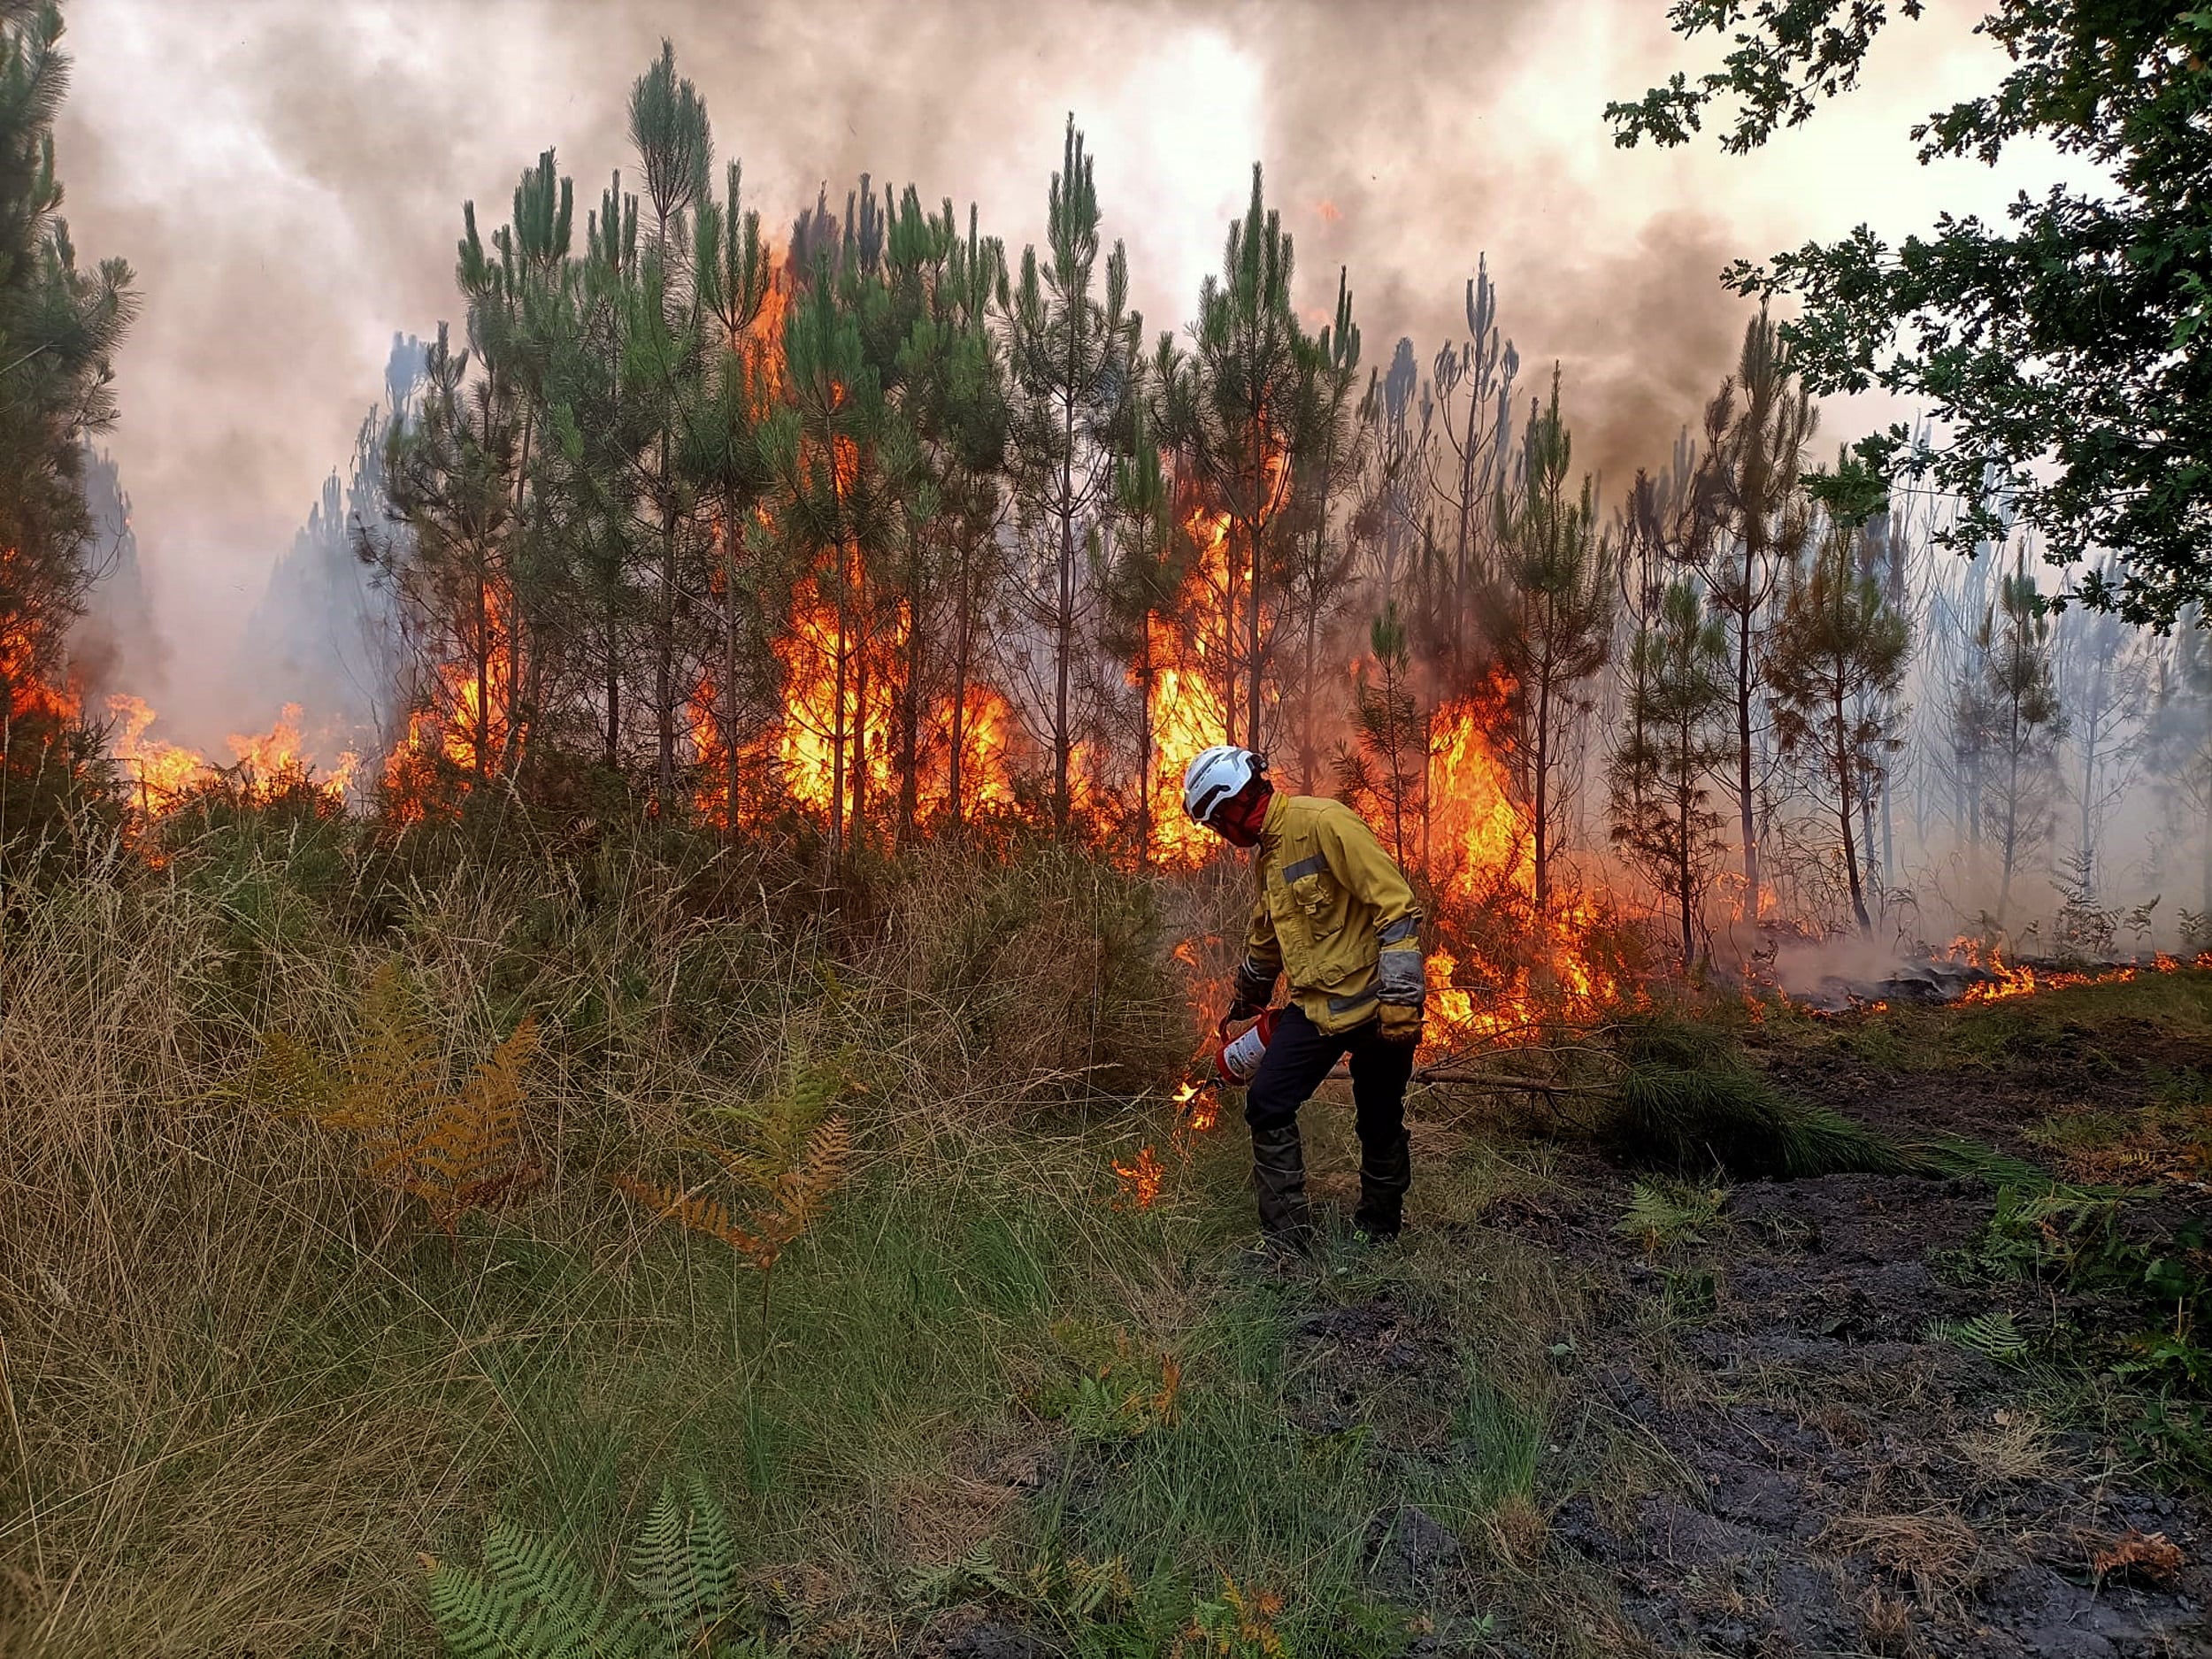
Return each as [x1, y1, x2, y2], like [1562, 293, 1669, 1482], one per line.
[907, 974, 2212, 1657]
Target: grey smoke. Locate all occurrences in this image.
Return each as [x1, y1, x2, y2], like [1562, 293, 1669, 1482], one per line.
[52, 0, 2037, 744]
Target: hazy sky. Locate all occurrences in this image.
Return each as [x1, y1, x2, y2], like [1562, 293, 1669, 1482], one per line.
[53, 0, 2081, 727]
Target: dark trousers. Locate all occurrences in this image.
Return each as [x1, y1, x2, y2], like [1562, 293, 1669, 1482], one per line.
[1245, 1003, 1413, 1158]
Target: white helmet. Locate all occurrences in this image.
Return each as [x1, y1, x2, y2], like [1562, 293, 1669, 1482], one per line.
[1181, 745, 1263, 826]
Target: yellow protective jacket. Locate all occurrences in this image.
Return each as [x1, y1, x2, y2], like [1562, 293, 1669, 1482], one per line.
[1233, 794, 1425, 1035]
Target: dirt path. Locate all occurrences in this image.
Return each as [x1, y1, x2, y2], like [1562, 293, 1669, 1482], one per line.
[1479, 1164, 2211, 1655]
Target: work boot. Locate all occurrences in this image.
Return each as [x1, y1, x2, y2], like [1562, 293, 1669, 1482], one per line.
[1249, 1122, 1314, 1254]
[1351, 1130, 1411, 1240]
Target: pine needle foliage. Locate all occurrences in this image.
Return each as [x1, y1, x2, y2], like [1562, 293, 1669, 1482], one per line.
[1604, 1012, 1917, 1179]
[258, 960, 541, 1233]
[426, 1477, 758, 1659]
[1333, 604, 1428, 872]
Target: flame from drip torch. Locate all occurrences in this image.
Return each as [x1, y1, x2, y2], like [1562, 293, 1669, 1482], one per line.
[1111, 1144, 1165, 1209]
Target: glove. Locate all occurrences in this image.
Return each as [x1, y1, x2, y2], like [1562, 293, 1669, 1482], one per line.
[1228, 955, 1275, 1021]
[1378, 1001, 1425, 1045]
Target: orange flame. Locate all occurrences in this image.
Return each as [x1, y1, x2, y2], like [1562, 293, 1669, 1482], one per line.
[100, 694, 353, 812]
[2, 550, 82, 724]
[1112, 1144, 1165, 1209]
[1142, 508, 1235, 868]
[1946, 935, 2171, 1004]
[380, 584, 515, 819]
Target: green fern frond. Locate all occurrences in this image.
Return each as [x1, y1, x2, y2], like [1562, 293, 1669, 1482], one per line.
[626, 1476, 738, 1655]
[1926, 1309, 2030, 1363]
[426, 1563, 542, 1659]
[681, 1472, 737, 1623]
[627, 1482, 693, 1655]
[480, 1521, 625, 1657]
[1614, 1179, 1724, 1253]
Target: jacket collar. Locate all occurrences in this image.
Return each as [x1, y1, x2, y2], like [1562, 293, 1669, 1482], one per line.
[1258, 790, 1291, 855]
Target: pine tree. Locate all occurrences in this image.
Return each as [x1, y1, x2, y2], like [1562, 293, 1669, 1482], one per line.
[1424, 257, 1518, 690]
[1487, 367, 1615, 917]
[1005, 117, 1138, 834]
[1955, 550, 2066, 924]
[675, 160, 775, 834]
[1170, 164, 1313, 753]
[1763, 520, 1912, 935]
[1101, 385, 1188, 864]
[1367, 334, 1432, 615]
[1609, 580, 1732, 967]
[912, 205, 1011, 840]
[872, 189, 1011, 846]
[443, 147, 575, 781]
[0, 1, 134, 856]
[761, 234, 899, 861]
[1334, 604, 1427, 870]
[625, 42, 714, 810]
[567, 168, 646, 777]
[1281, 267, 1369, 793]
[377, 323, 522, 788]
[1684, 309, 1816, 925]
[1847, 502, 1912, 897]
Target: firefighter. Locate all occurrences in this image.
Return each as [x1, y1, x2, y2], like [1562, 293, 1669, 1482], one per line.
[1181, 744, 1425, 1250]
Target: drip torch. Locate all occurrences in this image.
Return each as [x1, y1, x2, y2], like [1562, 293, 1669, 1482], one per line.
[1187, 1008, 1279, 1096]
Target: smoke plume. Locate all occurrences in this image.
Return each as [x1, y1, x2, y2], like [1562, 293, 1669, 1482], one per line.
[53, 0, 2033, 740]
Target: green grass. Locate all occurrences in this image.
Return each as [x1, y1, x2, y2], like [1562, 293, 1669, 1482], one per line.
[1814, 970, 2212, 1079]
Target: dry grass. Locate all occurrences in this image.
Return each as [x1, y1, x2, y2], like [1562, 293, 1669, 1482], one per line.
[0, 833, 1188, 1654]
[1818, 1510, 1985, 1602]
[1953, 1409, 2063, 1486]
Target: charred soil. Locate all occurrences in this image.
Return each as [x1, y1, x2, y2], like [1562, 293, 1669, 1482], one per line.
[922, 975, 2212, 1656]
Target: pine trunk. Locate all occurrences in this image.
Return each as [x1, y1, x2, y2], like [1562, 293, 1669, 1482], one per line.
[1735, 580, 1759, 921]
[850, 557, 870, 854]
[896, 530, 924, 849]
[1835, 685, 1869, 933]
[723, 528, 741, 837]
[1244, 407, 1264, 757]
[949, 535, 972, 841]
[829, 544, 849, 864]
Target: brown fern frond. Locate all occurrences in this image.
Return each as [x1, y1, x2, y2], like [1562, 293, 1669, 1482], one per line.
[407, 1018, 538, 1185]
[340, 963, 442, 1144]
[265, 963, 540, 1236]
[774, 1114, 852, 1227]
[748, 1114, 852, 1263]
[255, 1029, 339, 1119]
[614, 1176, 767, 1259]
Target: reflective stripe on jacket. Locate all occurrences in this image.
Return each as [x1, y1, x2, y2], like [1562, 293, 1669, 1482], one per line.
[1235, 794, 1425, 1036]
